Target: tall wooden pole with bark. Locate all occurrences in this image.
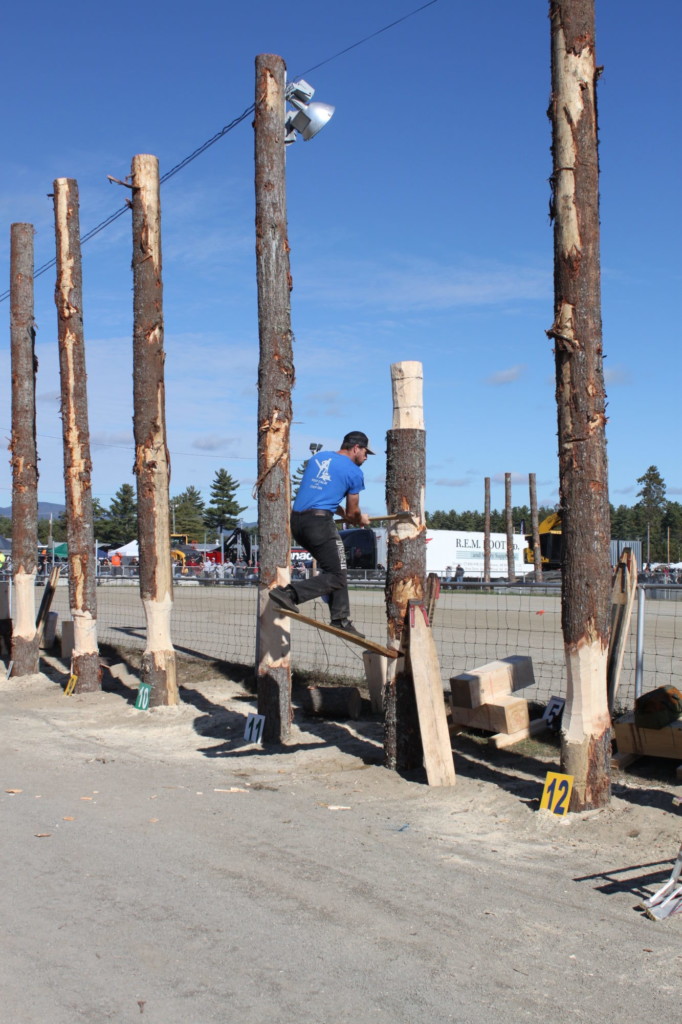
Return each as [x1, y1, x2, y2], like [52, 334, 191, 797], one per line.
[384, 361, 426, 770]
[483, 477, 491, 583]
[9, 223, 39, 676]
[548, 0, 611, 810]
[53, 179, 100, 691]
[505, 473, 516, 582]
[254, 54, 293, 742]
[529, 472, 543, 581]
[131, 154, 178, 706]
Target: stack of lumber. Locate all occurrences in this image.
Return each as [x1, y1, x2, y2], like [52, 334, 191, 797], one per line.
[448, 656, 544, 748]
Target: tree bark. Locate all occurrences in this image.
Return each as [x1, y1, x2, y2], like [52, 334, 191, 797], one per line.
[53, 179, 100, 692]
[131, 154, 178, 707]
[384, 361, 426, 771]
[529, 472, 543, 581]
[9, 223, 39, 676]
[505, 473, 516, 582]
[483, 477, 491, 583]
[548, 0, 611, 810]
[254, 54, 294, 743]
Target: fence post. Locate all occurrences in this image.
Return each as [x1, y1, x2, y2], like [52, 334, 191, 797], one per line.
[131, 154, 178, 707]
[9, 223, 39, 676]
[505, 473, 516, 582]
[548, 0, 611, 810]
[529, 472, 543, 582]
[254, 54, 293, 742]
[384, 360, 426, 770]
[53, 178, 100, 691]
[483, 477, 491, 583]
[635, 585, 645, 699]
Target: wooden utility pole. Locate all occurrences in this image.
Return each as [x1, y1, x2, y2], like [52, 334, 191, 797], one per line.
[9, 223, 39, 676]
[483, 477, 491, 583]
[53, 179, 100, 691]
[384, 361, 426, 770]
[529, 472, 543, 582]
[548, 0, 611, 810]
[131, 154, 178, 706]
[254, 54, 294, 742]
[505, 473, 515, 582]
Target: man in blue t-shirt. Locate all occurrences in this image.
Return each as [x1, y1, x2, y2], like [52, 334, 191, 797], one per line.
[269, 430, 374, 637]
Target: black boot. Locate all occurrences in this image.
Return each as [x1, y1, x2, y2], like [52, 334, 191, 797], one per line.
[330, 619, 365, 639]
[269, 585, 298, 613]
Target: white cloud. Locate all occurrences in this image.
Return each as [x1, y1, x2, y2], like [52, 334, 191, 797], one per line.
[604, 365, 632, 386]
[433, 478, 469, 487]
[91, 431, 134, 447]
[491, 472, 529, 485]
[296, 257, 550, 312]
[486, 364, 526, 386]
[192, 435, 238, 452]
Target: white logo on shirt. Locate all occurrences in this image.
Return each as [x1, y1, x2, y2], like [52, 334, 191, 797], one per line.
[315, 458, 332, 483]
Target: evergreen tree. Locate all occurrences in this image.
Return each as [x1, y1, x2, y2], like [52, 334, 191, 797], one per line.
[203, 470, 246, 532]
[107, 483, 138, 546]
[635, 466, 667, 561]
[291, 461, 308, 502]
[172, 486, 206, 539]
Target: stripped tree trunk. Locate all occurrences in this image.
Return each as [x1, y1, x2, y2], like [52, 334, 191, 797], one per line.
[53, 179, 100, 692]
[505, 473, 515, 582]
[529, 472, 543, 581]
[384, 361, 426, 770]
[483, 477, 491, 583]
[9, 223, 39, 676]
[254, 54, 293, 742]
[548, 0, 611, 810]
[131, 154, 178, 706]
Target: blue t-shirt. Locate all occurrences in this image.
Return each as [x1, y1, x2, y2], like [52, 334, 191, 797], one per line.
[293, 451, 365, 512]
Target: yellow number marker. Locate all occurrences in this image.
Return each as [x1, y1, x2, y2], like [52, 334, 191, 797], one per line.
[64, 674, 78, 696]
[540, 771, 574, 816]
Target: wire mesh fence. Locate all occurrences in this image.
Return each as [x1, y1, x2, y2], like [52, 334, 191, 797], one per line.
[44, 577, 682, 709]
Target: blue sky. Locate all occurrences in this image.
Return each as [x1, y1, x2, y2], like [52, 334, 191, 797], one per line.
[1, 0, 680, 523]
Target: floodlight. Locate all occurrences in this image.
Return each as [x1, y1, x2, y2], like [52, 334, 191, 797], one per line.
[285, 78, 335, 144]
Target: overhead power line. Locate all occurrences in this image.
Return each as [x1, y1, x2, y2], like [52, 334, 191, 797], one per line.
[0, 0, 440, 303]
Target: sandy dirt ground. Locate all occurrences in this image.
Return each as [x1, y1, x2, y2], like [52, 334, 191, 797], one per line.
[2, 658, 682, 1024]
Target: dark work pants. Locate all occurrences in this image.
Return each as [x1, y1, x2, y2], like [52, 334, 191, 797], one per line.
[289, 510, 350, 622]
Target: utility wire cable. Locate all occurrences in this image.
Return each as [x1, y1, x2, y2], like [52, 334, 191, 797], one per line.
[0, 0, 440, 303]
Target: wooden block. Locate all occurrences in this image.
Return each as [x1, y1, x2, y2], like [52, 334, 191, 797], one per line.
[611, 751, 639, 771]
[362, 651, 386, 712]
[449, 694, 530, 735]
[449, 656, 535, 708]
[613, 711, 682, 760]
[61, 620, 75, 659]
[40, 611, 58, 649]
[409, 606, 456, 787]
[489, 717, 547, 749]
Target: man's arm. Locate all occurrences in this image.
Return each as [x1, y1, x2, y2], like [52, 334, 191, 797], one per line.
[341, 493, 369, 527]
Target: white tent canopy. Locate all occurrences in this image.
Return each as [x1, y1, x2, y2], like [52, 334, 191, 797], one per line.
[109, 540, 139, 557]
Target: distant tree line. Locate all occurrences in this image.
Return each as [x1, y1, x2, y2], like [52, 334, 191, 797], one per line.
[0, 469, 246, 548]
[426, 467, 682, 564]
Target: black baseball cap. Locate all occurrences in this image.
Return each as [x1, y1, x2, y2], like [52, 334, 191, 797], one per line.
[342, 431, 374, 455]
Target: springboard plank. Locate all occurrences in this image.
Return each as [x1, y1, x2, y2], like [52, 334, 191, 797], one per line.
[278, 606, 398, 659]
[409, 606, 456, 787]
[607, 548, 638, 712]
